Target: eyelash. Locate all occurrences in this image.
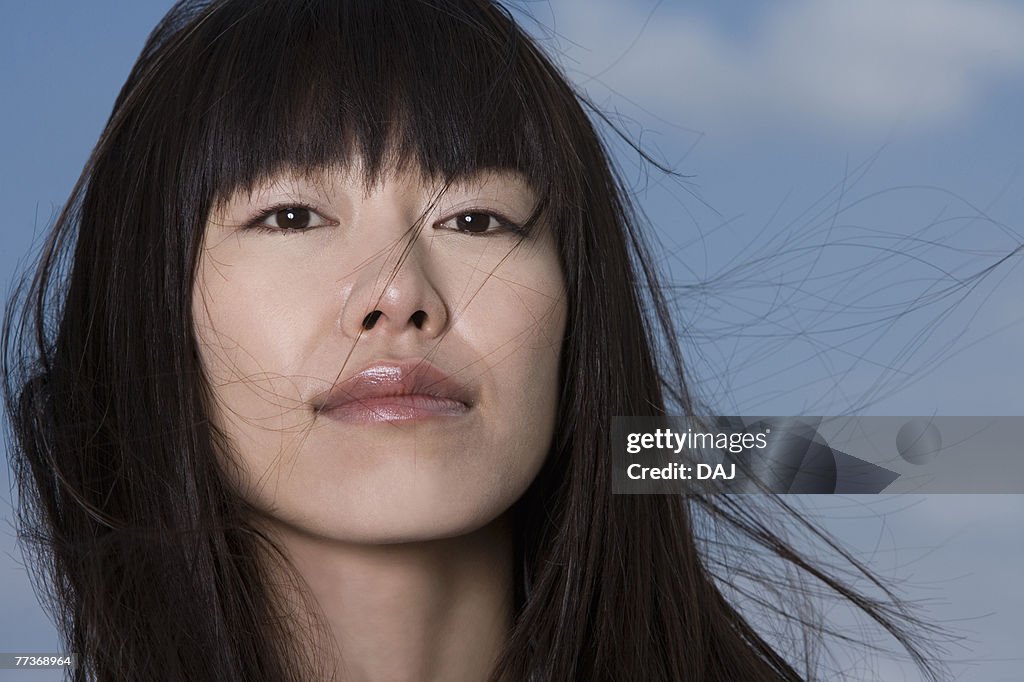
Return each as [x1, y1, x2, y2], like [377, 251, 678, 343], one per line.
[435, 209, 526, 237]
[244, 203, 332, 234]
[243, 203, 526, 236]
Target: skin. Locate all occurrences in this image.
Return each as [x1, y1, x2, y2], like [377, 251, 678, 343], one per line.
[192, 162, 567, 681]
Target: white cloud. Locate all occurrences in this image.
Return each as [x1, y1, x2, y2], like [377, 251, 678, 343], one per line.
[543, 0, 1024, 137]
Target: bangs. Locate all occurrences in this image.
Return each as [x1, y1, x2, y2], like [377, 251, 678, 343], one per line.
[156, 0, 568, 216]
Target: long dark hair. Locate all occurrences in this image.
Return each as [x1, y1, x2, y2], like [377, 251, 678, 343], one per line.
[3, 0, 947, 679]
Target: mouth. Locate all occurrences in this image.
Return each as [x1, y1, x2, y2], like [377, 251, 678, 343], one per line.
[311, 360, 475, 424]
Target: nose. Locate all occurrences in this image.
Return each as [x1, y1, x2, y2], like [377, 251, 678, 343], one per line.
[339, 230, 450, 341]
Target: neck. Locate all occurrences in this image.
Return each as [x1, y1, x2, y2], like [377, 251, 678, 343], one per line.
[263, 514, 514, 682]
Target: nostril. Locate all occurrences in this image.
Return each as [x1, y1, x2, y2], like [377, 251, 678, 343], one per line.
[362, 310, 382, 330]
[410, 310, 427, 329]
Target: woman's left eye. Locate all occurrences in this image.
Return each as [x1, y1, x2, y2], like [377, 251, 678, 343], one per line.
[247, 205, 333, 233]
[436, 211, 523, 236]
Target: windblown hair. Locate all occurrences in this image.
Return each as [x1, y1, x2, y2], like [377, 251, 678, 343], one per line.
[3, 0, 945, 680]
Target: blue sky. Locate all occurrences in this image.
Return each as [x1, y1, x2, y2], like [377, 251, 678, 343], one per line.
[1, 1, 1022, 680]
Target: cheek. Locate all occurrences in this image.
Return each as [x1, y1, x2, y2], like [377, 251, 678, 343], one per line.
[474, 266, 565, 355]
[464, 249, 567, 474]
[191, 251, 329, 440]
[454, 228, 567, 355]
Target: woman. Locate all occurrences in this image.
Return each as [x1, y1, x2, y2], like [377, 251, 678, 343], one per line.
[3, 0, 945, 680]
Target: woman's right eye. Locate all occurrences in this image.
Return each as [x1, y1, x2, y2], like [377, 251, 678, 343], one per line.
[247, 205, 333, 233]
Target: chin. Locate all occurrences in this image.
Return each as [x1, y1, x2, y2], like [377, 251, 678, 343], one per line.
[231, 424, 551, 545]
[337, 509, 508, 546]
[258, 474, 526, 546]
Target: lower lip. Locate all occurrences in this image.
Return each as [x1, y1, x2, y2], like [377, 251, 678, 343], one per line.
[316, 394, 471, 423]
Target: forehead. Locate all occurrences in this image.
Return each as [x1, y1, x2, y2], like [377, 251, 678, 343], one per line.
[155, 0, 578, 230]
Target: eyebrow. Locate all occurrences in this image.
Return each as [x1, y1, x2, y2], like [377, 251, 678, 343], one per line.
[450, 168, 529, 184]
[212, 165, 536, 215]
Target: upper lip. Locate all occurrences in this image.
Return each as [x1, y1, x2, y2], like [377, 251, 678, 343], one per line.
[312, 359, 476, 412]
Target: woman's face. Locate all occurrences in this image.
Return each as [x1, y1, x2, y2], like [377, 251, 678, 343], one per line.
[193, 163, 567, 543]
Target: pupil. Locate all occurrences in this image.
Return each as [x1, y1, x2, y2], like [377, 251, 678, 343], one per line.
[277, 207, 310, 229]
[460, 213, 489, 233]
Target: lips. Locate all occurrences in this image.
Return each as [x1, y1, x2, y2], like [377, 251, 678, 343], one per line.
[311, 359, 475, 423]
